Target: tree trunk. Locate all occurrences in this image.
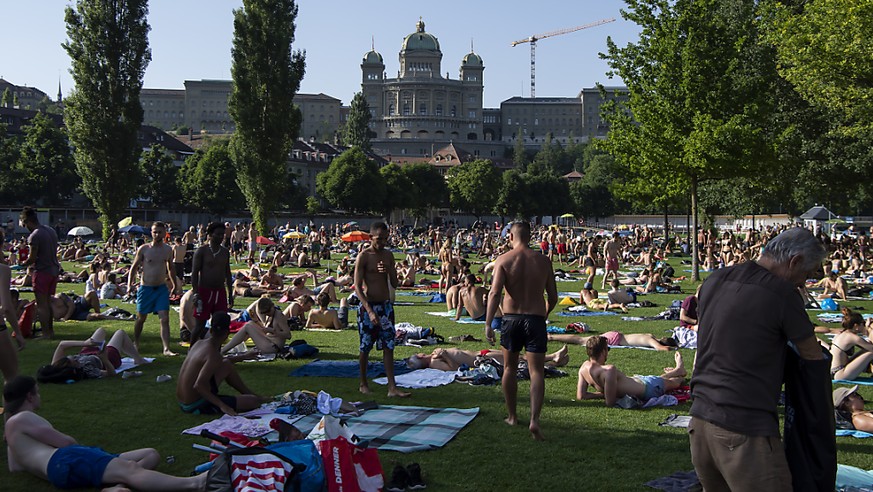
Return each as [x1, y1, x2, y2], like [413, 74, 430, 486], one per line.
[663, 207, 669, 246]
[691, 176, 700, 282]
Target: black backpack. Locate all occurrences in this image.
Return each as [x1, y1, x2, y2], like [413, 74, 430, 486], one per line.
[36, 363, 86, 384]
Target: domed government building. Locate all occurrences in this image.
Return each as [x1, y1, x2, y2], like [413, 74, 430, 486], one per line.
[361, 19, 505, 160]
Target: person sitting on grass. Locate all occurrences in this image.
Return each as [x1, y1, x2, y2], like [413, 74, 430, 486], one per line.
[828, 308, 873, 381]
[305, 292, 349, 330]
[177, 312, 265, 416]
[814, 270, 848, 301]
[834, 386, 873, 432]
[577, 335, 687, 406]
[549, 331, 677, 351]
[406, 345, 569, 371]
[580, 282, 610, 310]
[283, 271, 338, 304]
[220, 297, 292, 356]
[42, 327, 148, 380]
[4, 375, 207, 491]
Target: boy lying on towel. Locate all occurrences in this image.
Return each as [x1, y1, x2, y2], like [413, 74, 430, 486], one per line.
[406, 345, 569, 372]
[577, 335, 686, 406]
[4, 375, 206, 491]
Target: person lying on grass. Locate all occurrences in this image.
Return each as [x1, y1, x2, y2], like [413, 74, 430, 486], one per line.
[577, 335, 686, 406]
[43, 328, 148, 380]
[406, 345, 569, 372]
[305, 292, 349, 330]
[177, 312, 266, 416]
[834, 385, 873, 433]
[548, 331, 677, 351]
[4, 375, 207, 491]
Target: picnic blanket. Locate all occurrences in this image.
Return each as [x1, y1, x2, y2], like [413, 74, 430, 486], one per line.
[645, 470, 700, 491]
[289, 359, 412, 378]
[183, 405, 479, 454]
[373, 368, 457, 389]
[834, 377, 873, 386]
[117, 357, 154, 373]
[837, 429, 873, 439]
[426, 311, 453, 317]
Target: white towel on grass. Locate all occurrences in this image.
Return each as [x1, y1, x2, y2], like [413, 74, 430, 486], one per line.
[373, 368, 457, 389]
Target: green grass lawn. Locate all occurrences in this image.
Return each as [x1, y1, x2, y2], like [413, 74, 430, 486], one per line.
[3, 252, 873, 491]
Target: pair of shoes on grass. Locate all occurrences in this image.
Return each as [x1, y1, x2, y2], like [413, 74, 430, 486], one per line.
[385, 463, 425, 491]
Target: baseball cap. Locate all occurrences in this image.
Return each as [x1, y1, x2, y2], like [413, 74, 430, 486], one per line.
[833, 385, 859, 407]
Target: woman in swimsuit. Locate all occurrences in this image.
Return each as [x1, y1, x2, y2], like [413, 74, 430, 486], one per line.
[829, 308, 873, 380]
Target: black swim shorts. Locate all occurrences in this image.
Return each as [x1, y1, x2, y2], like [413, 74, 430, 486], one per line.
[500, 314, 547, 353]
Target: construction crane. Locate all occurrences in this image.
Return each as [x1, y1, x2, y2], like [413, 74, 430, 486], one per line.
[511, 18, 615, 98]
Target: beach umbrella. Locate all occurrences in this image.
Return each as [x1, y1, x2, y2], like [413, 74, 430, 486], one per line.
[560, 213, 575, 219]
[67, 226, 94, 236]
[119, 224, 150, 235]
[256, 236, 276, 246]
[283, 230, 306, 240]
[342, 221, 358, 230]
[341, 230, 370, 242]
[117, 216, 133, 228]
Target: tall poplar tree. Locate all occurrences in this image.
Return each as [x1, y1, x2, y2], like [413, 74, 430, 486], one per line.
[341, 92, 372, 150]
[229, 0, 306, 234]
[63, 0, 150, 237]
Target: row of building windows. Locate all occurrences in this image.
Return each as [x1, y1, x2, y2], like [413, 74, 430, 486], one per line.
[506, 117, 580, 126]
[385, 120, 461, 129]
[505, 107, 578, 116]
[388, 91, 462, 102]
[407, 62, 433, 72]
[388, 103, 460, 117]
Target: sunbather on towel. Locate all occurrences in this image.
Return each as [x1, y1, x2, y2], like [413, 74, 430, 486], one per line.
[4, 375, 207, 491]
[177, 312, 266, 416]
[548, 331, 677, 351]
[834, 385, 873, 432]
[406, 345, 569, 372]
[42, 328, 148, 380]
[828, 308, 873, 381]
[577, 335, 686, 406]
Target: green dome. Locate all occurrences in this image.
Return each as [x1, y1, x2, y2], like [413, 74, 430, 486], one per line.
[362, 50, 383, 65]
[401, 19, 440, 52]
[462, 52, 483, 67]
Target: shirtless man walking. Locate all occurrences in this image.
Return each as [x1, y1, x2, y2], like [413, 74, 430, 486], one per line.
[354, 222, 410, 398]
[128, 222, 177, 356]
[4, 375, 206, 491]
[485, 220, 558, 440]
[602, 231, 621, 289]
[189, 222, 234, 342]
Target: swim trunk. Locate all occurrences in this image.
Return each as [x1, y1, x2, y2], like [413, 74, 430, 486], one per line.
[195, 287, 228, 321]
[71, 297, 92, 321]
[540, 241, 548, 254]
[32, 270, 59, 296]
[174, 262, 185, 281]
[606, 257, 619, 271]
[179, 395, 238, 415]
[232, 241, 242, 252]
[337, 305, 349, 327]
[136, 284, 170, 315]
[633, 375, 666, 400]
[357, 301, 396, 353]
[557, 244, 566, 255]
[500, 314, 547, 353]
[179, 377, 237, 414]
[584, 257, 595, 268]
[79, 345, 122, 369]
[603, 331, 622, 346]
[46, 445, 118, 489]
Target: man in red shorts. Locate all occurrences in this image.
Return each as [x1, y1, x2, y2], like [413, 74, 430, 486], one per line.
[189, 222, 234, 342]
[19, 207, 59, 339]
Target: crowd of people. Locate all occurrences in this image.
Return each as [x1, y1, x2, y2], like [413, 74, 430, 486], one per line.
[1, 206, 871, 489]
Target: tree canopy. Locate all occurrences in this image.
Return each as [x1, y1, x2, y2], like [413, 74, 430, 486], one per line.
[139, 146, 179, 207]
[341, 92, 372, 150]
[178, 140, 245, 215]
[63, 0, 151, 237]
[229, 0, 305, 234]
[17, 113, 76, 206]
[316, 147, 385, 213]
[446, 160, 500, 219]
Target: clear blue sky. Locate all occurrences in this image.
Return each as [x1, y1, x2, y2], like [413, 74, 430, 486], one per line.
[2, 1, 640, 108]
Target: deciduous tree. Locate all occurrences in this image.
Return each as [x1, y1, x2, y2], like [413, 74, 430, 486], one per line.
[446, 159, 499, 219]
[63, 0, 151, 238]
[178, 140, 245, 216]
[139, 146, 180, 207]
[341, 92, 372, 150]
[316, 147, 384, 213]
[17, 113, 76, 205]
[229, 0, 305, 234]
